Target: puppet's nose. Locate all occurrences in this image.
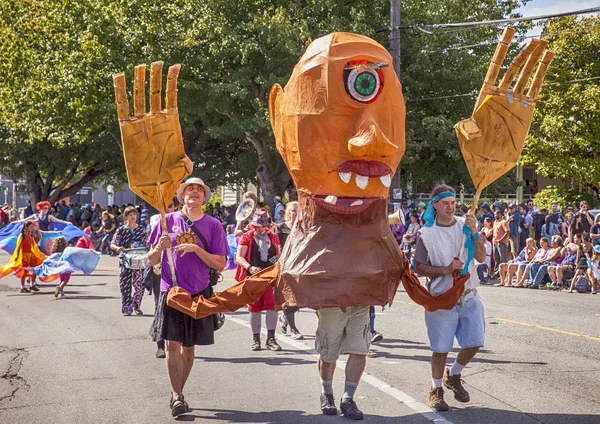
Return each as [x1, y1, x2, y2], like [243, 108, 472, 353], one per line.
[347, 112, 397, 158]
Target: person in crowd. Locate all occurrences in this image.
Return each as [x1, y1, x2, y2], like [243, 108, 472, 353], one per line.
[526, 199, 539, 216]
[587, 247, 600, 295]
[225, 224, 238, 270]
[492, 210, 509, 277]
[570, 201, 594, 241]
[518, 204, 532, 251]
[391, 221, 405, 246]
[477, 203, 494, 228]
[402, 212, 421, 263]
[475, 230, 493, 283]
[110, 206, 147, 316]
[0, 220, 45, 293]
[532, 208, 548, 245]
[235, 209, 282, 351]
[588, 214, 600, 247]
[496, 237, 537, 287]
[548, 243, 578, 290]
[148, 177, 228, 417]
[234, 191, 259, 237]
[22, 201, 70, 230]
[548, 202, 564, 226]
[98, 211, 117, 255]
[561, 211, 573, 241]
[221, 207, 235, 230]
[527, 235, 563, 289]
[417, 202, 427, 225]
[506, 203, 521, 261]
[568, 232, 593, 293]
[139, 201, 148, 226]
[273, 196, 285, 225]
[512, 237, 550, 288]
[51, 237, 72, 298]
[414, 184, 486, 412]
[540, 215, 559, 240]
[276, 201, 304, 340]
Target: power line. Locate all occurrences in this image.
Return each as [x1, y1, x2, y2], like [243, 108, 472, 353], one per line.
[405, 76, 600, 102]
[381, 6, 600, 33]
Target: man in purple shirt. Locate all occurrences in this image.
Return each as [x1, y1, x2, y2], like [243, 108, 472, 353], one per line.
[147, 177, 229, 417]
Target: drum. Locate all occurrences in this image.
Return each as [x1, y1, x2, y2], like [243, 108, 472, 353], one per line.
[121, 248, 149, 270]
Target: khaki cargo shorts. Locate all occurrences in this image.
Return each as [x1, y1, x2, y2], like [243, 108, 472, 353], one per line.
[315, 306, 370, 363]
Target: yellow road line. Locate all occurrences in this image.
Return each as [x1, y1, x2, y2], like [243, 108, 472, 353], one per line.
[394, 298, 600, 342]
[487, 316, 600, 342]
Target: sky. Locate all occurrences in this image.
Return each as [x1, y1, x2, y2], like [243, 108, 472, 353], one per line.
[515, 0, 599, 34]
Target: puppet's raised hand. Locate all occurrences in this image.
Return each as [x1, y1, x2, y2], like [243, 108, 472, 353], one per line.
[113, 62, 192, 209]
[455, 28, 554, 192]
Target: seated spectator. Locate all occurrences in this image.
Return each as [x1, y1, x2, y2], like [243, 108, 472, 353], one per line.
[496, 238, 537, 287]
[513, 237, 550, 287]
[568, 232, 594, 293]
[587, 247, 600, 295]
[548, 243, 578, 290]
[527, 235, 563, 289]
[401, 212, 420, 262]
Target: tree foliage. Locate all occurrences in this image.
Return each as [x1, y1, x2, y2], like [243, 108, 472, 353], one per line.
[523, 16, 600, 197]
[0, 0, 529, 205]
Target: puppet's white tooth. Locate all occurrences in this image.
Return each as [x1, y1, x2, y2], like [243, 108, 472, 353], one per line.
[379, 174, 391, 188]
[338, 172, 352, 184]
[324, 195, 338, 205]
[350, 200, 364, 207]
[355, 174, 369, 190]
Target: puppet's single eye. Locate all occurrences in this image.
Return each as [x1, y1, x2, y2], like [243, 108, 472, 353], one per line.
[345, 67, 382, 103]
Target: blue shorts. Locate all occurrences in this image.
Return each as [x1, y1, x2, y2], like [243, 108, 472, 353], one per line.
[424, 296, 485, 353]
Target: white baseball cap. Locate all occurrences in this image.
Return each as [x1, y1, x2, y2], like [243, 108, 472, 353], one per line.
[176, 177, 212, 205]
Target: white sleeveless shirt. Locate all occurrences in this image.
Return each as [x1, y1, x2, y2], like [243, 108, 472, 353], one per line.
[417, 216, 479, 296]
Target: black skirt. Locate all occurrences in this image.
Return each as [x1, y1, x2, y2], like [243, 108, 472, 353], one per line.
[149, 286, 215, 348]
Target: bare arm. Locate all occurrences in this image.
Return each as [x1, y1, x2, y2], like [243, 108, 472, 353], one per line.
[49, 215, 71, 225]
[415, 258, 463, 279]
[236, 244, 251, 271]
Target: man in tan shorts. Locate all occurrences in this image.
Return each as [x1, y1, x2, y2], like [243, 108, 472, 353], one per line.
[316, 306, 370, 420]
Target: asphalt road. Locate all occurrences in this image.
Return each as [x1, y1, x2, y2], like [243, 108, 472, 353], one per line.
[0, 253, 598, 423]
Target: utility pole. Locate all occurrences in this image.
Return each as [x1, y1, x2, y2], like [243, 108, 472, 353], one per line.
[389, 0, 402, 209]
[390, 0, 401, 79]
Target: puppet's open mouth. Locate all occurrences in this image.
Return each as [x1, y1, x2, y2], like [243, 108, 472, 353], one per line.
[313, 196, 379, 214]
[334, 160, 392, 190]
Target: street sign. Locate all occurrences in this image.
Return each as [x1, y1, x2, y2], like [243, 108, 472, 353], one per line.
[0, 186, 6, 191]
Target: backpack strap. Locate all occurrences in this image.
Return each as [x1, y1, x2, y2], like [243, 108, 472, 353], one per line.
[180, 211, 209, 251]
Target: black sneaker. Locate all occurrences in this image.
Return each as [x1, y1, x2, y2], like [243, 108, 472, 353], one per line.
[371, 331, 383, 343]
[320, 394, 337, 415]
[266, 338, 282, 351]
[251, 338, 261, 351]
[30, 285, 40, 292]
[134, 308, 143, 315]
[340, 398, 364, 420]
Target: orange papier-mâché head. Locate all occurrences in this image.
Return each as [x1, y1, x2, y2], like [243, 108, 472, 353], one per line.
[269, 32, 406, 214]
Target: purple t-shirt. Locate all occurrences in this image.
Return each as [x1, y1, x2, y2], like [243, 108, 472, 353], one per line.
[148, 211, 230, 294]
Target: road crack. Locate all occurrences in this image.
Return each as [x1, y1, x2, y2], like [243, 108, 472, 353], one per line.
[0, 346, 31, 403]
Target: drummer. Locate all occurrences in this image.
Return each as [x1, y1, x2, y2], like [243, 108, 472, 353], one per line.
[110, 206, 148, 316]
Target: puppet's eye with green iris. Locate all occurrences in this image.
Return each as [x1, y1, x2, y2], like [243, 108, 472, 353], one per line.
[345, 67, 381, 103]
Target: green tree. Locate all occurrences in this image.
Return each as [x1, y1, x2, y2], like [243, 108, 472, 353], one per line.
[0, 0, 527, 206]
[522, 16, 600, 198]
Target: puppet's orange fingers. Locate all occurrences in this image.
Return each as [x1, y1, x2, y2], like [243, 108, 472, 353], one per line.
[133, 64, 147, 117]
[513, 40, 548, 96]
[526, 50, 555, 101]
[113, 72, 131, 121]
[150, 61, 164, 113]
[473, 27, 515, 110]
[165, 64, 181, 110]
[498, 39, 541, 92]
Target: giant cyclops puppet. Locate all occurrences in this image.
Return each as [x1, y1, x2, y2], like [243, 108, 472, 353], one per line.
[166, 32, 473, 316]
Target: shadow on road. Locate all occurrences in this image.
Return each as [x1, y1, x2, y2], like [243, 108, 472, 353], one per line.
[369, 351, 547, 366]
[196, 356, 316, 366]
[173, 407, 600, 424]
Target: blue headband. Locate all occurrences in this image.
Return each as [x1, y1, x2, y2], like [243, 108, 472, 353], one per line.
[423, 192, 455, 228]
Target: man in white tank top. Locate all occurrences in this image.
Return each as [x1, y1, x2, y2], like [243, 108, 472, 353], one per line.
[413, 184, 486, 412]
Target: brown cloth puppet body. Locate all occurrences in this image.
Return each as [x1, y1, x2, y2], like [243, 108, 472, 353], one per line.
[167, 33, 468, 318]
